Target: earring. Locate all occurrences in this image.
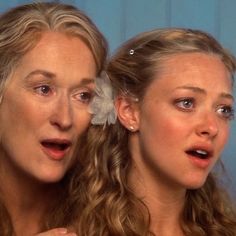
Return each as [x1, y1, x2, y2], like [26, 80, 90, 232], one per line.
[129, 125, 136, 132]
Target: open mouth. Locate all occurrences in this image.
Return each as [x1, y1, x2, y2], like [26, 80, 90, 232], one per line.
[186, 149, 211, 159]
[41, 140, 71, 151]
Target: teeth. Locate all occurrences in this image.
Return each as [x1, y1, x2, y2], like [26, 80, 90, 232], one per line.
[195, 150, 207, 155]
[186, 149, 209, 159]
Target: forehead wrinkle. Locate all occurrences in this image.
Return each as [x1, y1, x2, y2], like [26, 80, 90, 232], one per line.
[24, 70, 95, 86]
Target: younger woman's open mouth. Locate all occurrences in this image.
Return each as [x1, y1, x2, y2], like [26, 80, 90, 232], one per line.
[185, 147, 213, 168]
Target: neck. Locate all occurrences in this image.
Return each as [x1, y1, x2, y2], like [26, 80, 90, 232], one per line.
[128, 136, 185, 236]
[129, 166, 185, 236]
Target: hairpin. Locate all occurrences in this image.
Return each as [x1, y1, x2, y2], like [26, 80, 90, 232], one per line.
[129, 49, 135, 55]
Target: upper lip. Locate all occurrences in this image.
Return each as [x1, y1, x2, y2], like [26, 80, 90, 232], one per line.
[185, 143, 214, 158]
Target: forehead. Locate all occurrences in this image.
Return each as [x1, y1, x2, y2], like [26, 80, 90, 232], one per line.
[157, 52, 225, 73]
[17, 32, 95, 71]
[155, 53, 230, 80]
[3, 31, 96, 90]
[147, 52, 232, 94]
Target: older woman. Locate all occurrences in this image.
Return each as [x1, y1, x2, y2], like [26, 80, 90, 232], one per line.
[0, 2, 107, 235]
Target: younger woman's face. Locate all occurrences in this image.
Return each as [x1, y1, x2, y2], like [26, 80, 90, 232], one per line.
[131, 53, 233, 190]
[0, 31, 96, 183]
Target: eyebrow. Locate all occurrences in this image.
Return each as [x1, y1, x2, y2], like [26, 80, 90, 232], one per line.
[175, 85, 234, 101]
[24, 69, 95, 85]
[25, 69, 55, 80]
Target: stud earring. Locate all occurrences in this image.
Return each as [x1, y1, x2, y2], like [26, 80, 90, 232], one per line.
[129, 126, 136, 132]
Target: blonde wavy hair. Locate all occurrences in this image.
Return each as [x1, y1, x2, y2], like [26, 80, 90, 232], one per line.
[0, 2, 107, 235]
[73, 28, 236, 235]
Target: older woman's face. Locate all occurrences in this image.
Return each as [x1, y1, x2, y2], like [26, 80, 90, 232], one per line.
[130, 53, 233, 190]
[0, 32, 96, 183]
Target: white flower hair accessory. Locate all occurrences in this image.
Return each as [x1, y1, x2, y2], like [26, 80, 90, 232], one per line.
[89, 71, 117, 126]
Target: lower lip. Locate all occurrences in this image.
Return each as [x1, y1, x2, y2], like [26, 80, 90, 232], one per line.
[187, 154, 212, 168]
[41, 145, 68, 161]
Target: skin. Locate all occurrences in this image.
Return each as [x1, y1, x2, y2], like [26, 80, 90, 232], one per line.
[0, 31, 96, 235]
[117, 53, 233, 235]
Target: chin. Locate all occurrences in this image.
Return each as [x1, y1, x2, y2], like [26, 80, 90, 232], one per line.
[35, 168, 67, 184]
[184, 178, 208, 190]
[39, 175, 65, 183]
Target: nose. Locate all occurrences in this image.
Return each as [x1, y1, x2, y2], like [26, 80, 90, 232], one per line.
[50, 94, 73, 130]
[196, 112, 219, 139]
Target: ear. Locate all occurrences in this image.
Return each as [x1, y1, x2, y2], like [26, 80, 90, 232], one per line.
[115, 96, 140, 132]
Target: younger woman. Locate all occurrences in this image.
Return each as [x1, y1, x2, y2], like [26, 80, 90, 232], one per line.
[77, 28, 236, 235]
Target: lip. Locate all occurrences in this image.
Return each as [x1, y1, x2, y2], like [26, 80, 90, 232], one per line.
[185, 144, 214, 169]
[40, 138, 72, 161]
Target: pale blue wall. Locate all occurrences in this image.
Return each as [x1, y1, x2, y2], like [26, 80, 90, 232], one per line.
[0, 0, 235, 195]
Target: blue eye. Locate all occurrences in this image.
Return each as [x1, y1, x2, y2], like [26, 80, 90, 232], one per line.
[175, 98, 194, 110]
[217, 105, 234, 120]
[34, 85, 52, 96]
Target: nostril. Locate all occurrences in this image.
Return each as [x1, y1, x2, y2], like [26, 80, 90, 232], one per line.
[197, 122, 219, 138]
[49, 95, 73, 128]
[201, 130, 210, 135]
[51, 119, 73, 130]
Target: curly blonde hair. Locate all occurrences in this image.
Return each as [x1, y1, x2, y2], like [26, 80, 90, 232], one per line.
[73, 28, 236, 235]
[0, 2, 107, 235]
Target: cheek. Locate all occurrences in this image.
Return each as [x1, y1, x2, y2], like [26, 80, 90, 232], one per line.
[74, 111, 91, 135]
[12, 101, 45, 128]
[0, 98, 29, 129]
[151, 114, 188, 139]
[219, 124, 230, 149]
[139, 112, 185, 151]
[0, 97, 50, 140]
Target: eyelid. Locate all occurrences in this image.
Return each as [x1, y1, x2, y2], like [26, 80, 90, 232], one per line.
[72, 87, 94, 104]
[216, 104, 235, 120]
[174, 97, 195, 110]
[34, 84, 54, 96]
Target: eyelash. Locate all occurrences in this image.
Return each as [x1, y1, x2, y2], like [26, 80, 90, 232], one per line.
[175, 98, 195, 111]
[216, 105, 235, 120]
[33, 84, 93, 105]
[34, 84, 52, 96]
[174, 97, 234, 120]
[73, 90, 93, 104]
